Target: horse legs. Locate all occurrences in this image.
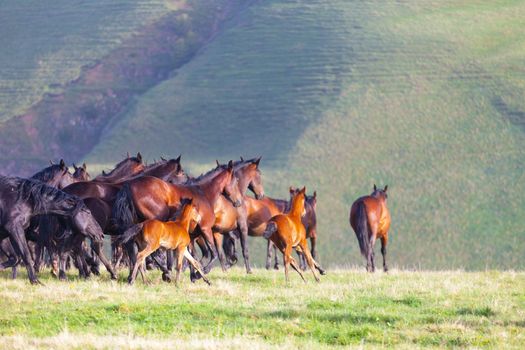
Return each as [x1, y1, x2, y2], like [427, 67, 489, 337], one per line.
[58, 250, 69, 281]
[200, 227, 218, 274]
[213, 231, 227, 272]
[298, 239, 320, 283]
[149, 250, 172, 282]
[7, 224, 40, 284]
[129, 245, 157, 285]
[380, 236, 388, 272]
[237, 219, 252, 274]
[125, 241, 138, 283]
[174, 247, 184, 285]
[265, 239, 273, 270]
[289, 255, 306, 282]
[183, 248, 211, 285]
[91, 241, 117, 280]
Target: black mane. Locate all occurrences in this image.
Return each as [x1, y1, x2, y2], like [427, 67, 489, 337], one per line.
[15, 177, 82, 214]
[30, 164, 65, 183]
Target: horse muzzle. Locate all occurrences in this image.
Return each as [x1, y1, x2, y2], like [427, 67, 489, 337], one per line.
[255, 193, 264, 200]
[233, 200, 242, 208]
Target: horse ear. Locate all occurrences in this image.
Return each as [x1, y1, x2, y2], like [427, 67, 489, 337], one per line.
[301, 186, 306, 194]
[82, 163, 87, 171]
[49, 159, 55, 165]
[175, 154, 181, 163]
[59, 159, 66, 169]
[289, 186, 296, 194]
[240, 156, 244, 162]
[102, 170, 107, 176]
[384, 185, 388, 192]
[374, 184, 377, 191]
[160, 156, 166, 162]
[227, 160, 234, 170]
[137, 152, 142, 162]
[216, 160, 220, 167]
[313, 191, 317, 199]
[72, 163, 78, 170]
[254, 156, 261, 167]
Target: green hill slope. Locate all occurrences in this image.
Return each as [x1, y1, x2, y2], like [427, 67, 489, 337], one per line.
[86, 0, 525, 269]
[0, 1, 523, 269]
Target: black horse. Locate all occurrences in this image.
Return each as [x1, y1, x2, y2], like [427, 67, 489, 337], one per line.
[0, 176, 105, 284]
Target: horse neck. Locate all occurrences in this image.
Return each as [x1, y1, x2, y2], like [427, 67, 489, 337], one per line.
[235, 169, 251, 195]
[177, 207, 194, 233]
[198, 171, 229, 205]
[289, 196, 304, 218]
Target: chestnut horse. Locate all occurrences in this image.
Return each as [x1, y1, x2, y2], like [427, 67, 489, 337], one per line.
[288, 187, 319, 271]
[116, 198, 210, 285]
[111, 161, 242, 275]
[264, 187, 325, 282]
[350, 185, 391, 272]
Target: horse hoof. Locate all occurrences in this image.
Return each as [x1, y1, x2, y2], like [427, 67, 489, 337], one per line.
[110, 274, 118, 280]
[273, 265, 279, 270]
[162, 274, 172, 283]
[246, 269, 253, 274]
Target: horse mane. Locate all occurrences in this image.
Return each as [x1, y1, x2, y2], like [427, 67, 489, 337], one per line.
[15, 177, 82, 214]
[185, 165, 225, 184]
[98, 156, 142, 179]
[30, 164, 65, 183]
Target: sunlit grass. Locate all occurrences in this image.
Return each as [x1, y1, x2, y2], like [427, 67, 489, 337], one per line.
[0, 268, 523, 348]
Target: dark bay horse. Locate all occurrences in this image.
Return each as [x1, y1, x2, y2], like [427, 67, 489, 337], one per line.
[350, 185, 391, 272]
[0, 177, 105, 284]
[111, 161, 242, 275]
[263, 187, 325, 282]
[116, 198, 210, 285]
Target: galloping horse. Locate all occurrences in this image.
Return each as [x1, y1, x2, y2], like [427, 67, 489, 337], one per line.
[264, 187, 325, 282]
[0, 177, 105, 284]
[116, 198, 210, 285]
[288, 187, 319, 271]
[350, 185, 391, 272]
[111, 161, 242, 276]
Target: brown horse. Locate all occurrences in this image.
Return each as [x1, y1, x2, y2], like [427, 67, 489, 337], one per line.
[349, 185, 391, 272]
[263, 187, 325, 282]
[111, 161, 242, 275]
[93, 152, 144, 183]
[116, 199, 210, 285]
[221, 195, 287, 270]
[288, 187, 319, 270]
[207, 158, 265, 273]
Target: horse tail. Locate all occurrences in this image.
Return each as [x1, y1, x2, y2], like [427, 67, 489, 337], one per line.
[263, 221, 277, 240]
[114, 223, 144, 245]
[111, 183, 137, 235]
[354, 201, 370, 258]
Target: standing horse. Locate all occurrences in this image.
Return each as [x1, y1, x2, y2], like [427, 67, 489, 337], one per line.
[263, 187, 325, 282]
[350, 185, 391, 272]
[204, 158, 265, 273]
[116, 198, 210, 285]
[0, 177, 105, 284]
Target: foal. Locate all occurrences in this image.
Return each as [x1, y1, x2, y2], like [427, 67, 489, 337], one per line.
[117, 199, 210, 285]
[264, 187, 325, 282]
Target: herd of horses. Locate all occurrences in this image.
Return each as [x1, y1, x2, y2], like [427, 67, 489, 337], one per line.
[0, 153, 391, 285]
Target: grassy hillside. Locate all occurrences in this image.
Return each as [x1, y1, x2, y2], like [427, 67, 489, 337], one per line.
[0, 269, 523, 349]
[0, 0, 171, 122]
[85, 0, 525, 269]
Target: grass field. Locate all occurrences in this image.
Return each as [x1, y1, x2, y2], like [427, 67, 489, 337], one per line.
[0, 268, 523, 349]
